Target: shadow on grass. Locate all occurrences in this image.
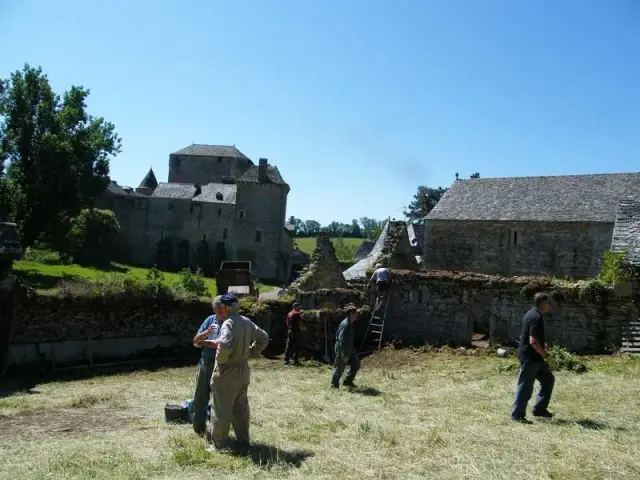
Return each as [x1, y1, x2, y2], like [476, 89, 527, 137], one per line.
[0, 379, 40, 398]
[550, 418, 626, 431]
[14, 269, 79, 290]
[352, 386, 383, 397]
[231, 441, 314, 469]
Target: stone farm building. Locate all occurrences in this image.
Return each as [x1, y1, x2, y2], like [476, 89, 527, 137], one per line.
[423, 172, 640, 278]
[98, 144, 293, 283]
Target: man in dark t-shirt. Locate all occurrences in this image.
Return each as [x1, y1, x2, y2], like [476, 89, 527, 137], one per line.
[511, 292, 556, 423]
[284, 303, 302, 365]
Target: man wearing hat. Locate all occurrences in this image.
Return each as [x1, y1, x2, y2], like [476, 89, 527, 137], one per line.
[331, 303, 361, 389]
[284, 302, 302, 365]
[368, 263, 390, 311]
[203, 294, 270, 453]
[191, 295, 225, 435]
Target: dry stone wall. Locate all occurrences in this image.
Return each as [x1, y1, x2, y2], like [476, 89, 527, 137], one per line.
[386, 270, 637, 353]
[9, 288, 370, 366]
[289, 233, 347, 292]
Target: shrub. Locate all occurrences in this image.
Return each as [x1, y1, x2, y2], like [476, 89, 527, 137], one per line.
[547, 346, 588, 373]
[598, 250, 637, 285]
[177, 268, 209, 297]
[332, 238, 358, 262]
[22, 247, 62, 265]
[145, 267, 173, 297]
[65, 209, 120, 267]
[578, 278, 611, 304]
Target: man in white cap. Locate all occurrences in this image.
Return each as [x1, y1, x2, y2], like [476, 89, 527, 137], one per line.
[368, 263, 390, 311]
[204, 294, 270, 453]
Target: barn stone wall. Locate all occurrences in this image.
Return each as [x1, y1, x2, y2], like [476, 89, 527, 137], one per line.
[423, 219, 613, 278]
[386, 270, 636, 353]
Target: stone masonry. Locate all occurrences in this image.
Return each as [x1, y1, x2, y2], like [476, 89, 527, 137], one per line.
[424, 173, 640, 278]
[424, 219, 613, 278]
[289, 233, 348, 292]
[99, 144, 293, 283]
[386, 269, 637, 353]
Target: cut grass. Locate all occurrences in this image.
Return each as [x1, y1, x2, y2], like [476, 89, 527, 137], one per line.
[1, 350, 639, 479]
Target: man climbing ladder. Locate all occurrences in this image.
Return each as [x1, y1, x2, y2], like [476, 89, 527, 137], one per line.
[368, 263, 390, 312]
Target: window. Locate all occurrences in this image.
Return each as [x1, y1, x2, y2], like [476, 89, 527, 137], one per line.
[218, 157, 223, 163]
[511, 230, 519, 246]
[217, 208, 222, 216]
[255, 230, 262, 243]
[215, 192, 223, 201]
[238, 210, 246, 220]
[222, 228, 228, 240]
[168, 202, 174, 211]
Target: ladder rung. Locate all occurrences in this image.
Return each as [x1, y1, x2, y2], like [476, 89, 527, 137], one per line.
[370, 323, 383, 327]
[371, 316, 382, 320]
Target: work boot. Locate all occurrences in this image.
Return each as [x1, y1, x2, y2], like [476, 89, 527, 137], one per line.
[343, 381, 357, 390]
[512, 417, 533, 424]
[532, 409, 553, 418]
[330, 383, 339, 389]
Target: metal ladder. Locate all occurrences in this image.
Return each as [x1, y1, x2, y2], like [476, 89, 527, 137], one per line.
[360, 294, 390, 353]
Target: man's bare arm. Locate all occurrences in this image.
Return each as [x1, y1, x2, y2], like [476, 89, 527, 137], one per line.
[193, 324, 217, 347]
[530, 336, 547, 359]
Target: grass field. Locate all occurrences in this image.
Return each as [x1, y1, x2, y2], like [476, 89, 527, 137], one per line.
[1, 350, 638, 479]
[12, 258, 278, 295]
[295, 237, 366, 261]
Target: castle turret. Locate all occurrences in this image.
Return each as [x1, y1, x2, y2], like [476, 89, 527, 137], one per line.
[136, 168, 158, 196]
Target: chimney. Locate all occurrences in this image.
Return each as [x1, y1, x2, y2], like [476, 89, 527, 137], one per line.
[258, 158, 268, 182]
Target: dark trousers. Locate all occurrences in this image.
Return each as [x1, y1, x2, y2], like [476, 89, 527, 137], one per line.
[284, 330, 299, 363]
[512, 359, 555, 419]
[332, 350, 360, 387]
[193, 357, 215, 434]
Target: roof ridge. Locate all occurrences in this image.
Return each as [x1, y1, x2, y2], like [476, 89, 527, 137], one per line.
[457, 172, 640, 181]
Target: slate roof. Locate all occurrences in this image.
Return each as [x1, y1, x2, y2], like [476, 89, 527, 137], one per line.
[151, 183, 237, 204]
[611, 199, 640, 265]
[237, 164, 287, 185]
[138, 168, 158, 190]
[172, 144, 251, 159]
[426, 173, 640, 223]
[343, 221, 390, 280]
[106, 182, 146, 198]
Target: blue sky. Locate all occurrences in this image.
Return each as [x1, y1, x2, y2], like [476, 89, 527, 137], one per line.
[1, 1, 639, 225]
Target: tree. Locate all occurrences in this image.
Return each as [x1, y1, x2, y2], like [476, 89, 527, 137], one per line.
[287, 215, 304, 235]
[304, 219, 321, 237]
[360, 217, 383, 240]
[65, 208, 120, 266]
[470, 172, 480, 178]
[403, 186, 448, 221]
[0, 64, 121, 248]
[350, 219, 362, 238]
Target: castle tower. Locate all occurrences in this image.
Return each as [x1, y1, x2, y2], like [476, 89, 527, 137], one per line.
[136, 168, 158, 196]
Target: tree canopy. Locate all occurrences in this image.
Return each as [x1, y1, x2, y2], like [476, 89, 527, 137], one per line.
[0, 64, 121, 248]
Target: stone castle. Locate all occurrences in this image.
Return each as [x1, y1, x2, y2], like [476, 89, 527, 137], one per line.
[99, 144, 293, 283]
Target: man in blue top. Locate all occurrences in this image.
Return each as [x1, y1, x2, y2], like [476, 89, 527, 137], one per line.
[191, 295, 225, 435]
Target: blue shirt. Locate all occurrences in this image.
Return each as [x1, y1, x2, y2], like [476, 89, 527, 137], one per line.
[197, 315, 221, 360]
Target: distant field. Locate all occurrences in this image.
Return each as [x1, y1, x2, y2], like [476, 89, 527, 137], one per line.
[295, 237, 365, 260]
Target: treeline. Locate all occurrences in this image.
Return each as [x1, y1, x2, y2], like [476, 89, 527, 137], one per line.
[0, 64, 121, 263]
[288, 216, 384, 240]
